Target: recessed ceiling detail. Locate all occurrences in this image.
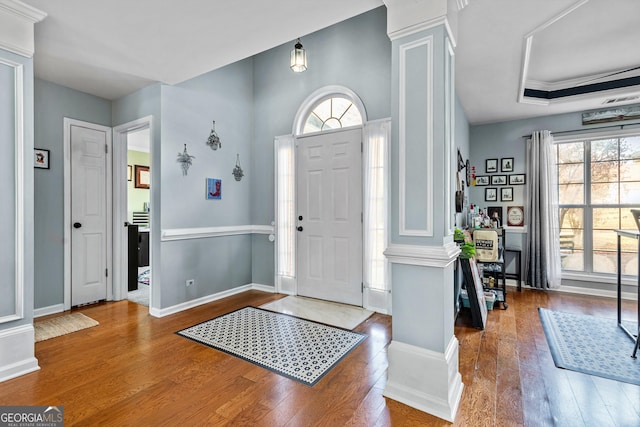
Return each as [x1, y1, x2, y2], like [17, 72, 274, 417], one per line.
[519, 0, 640, 106]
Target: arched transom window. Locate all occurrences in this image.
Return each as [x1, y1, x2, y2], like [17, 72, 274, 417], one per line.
[302, 96, 363, 134]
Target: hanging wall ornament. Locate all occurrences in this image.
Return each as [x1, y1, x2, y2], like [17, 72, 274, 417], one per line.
[232, 153, 244, 181]
[177, 144, 195, 176]
[206, 120, 222, 150]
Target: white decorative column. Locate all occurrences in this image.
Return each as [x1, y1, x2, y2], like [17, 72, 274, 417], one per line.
[382, 0, 464, 421]
[0, 0, 46, 382]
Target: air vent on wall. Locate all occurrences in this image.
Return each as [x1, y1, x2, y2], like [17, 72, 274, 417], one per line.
[603, 96, 640, 104]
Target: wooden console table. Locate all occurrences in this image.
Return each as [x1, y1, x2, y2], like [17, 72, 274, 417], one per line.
[614, 229, 640, 358]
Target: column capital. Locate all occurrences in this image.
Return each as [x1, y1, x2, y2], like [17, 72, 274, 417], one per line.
[384, 0, 463, 43]
[0, 0, 46, 57]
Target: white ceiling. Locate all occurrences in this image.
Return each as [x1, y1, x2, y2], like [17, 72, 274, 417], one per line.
[22, 0, 640, 125]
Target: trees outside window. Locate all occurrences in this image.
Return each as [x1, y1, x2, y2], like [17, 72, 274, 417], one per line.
[556, 134, 640, 276]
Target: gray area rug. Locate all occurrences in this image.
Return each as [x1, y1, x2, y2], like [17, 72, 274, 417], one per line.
[538, 308, 639, 385]
[35, 313, 99, 342]
[177, 306, 366, 386]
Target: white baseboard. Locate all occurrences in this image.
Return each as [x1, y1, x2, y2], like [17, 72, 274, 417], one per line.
[513, 282, 637, 301]
[34, 304, 65, 318]
[384, 337, 463, 422]
[149, 283, 275, 318]
[0, 325, 40, 383]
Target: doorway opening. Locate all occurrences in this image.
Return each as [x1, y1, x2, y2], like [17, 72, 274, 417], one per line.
[113, 117, 153, 308]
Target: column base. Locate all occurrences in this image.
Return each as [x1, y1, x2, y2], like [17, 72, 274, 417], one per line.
[0, 324, 39, 383]
[384, 336, 463, 422]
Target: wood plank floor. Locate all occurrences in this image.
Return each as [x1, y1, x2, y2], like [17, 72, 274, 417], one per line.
[1, 289, 638, 426]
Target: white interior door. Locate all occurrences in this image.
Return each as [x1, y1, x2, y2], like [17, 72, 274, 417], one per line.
[296, 127, 363, 306]
[71, 123, 109, 306]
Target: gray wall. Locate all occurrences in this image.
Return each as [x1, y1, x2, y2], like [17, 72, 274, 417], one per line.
[33, 79, 111, 309]
[157, 59, 254, 306]
[250, 6, 391, 284]
[112, 83, 162, 307]
[455, 96, 470, 228]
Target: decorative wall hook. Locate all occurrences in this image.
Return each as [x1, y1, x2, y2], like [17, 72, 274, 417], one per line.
[177, 144, 195, 176]
[206, 120, 222, 150]
[232, 153, 244, 181]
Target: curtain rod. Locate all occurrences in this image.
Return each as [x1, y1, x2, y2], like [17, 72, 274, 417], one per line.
[521, 121, 640, 139]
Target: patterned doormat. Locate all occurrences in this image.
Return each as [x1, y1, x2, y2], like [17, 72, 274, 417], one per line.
[539, 308, 639, 385]
[176, 306, 366, 386]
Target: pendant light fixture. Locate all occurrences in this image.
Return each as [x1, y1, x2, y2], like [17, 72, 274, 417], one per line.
[290, 38, 307, 72]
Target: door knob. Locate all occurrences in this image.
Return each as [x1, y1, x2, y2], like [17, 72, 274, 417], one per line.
[298, 215, 303, 221]
[73, 222, 82, 229]
[297, 226, 303, 232]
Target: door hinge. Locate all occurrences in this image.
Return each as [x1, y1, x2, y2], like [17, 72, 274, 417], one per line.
[361, 212, 363, 223]
[361, 142, 363, 153]
[105, 144, 108, 154]
[105, 268, 108, 277]
[361, 282, 364, 293]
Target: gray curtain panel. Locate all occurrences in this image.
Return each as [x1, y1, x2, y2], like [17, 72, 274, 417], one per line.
[526, 130, 562, 289]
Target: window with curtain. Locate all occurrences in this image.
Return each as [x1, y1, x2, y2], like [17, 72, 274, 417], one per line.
[556, 132, 640, 276]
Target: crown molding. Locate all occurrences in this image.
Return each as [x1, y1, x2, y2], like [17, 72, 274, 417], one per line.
[0, 0, 46, 58]
[384, 243, 460, 268]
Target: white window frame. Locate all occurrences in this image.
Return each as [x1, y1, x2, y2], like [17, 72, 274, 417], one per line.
[555, 127, 640, 285]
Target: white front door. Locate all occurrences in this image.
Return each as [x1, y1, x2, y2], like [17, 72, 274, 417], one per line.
[70, 123, 110, 306]
[296, 127, 363, 306]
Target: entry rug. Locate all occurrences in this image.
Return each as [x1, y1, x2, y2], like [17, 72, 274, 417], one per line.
[538, 308, 639, 385]
[35, 313, 99, 342]
[177, 306, 366, 386]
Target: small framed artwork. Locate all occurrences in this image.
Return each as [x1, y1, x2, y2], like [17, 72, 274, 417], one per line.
[486, 159, 498, 173]
[135, 165, 150, 189]
[476, 176, 490, 186]
[128, 165, 133, 181]
[487, 206, 503, 222]
[34, 148, 50, 169]
[491, 175, 507, 185]
[206, 178, 222, 200]
[509, 174, 526, 185]
[507, 206, 525, 226]
[501, 157, 514, 172]
[485, 187, 497, 202]
[501, 187, 513, 201]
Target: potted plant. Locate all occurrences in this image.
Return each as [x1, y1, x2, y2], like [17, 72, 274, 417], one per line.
[454, 228, 465, 243]
[459, 241, 476, 259]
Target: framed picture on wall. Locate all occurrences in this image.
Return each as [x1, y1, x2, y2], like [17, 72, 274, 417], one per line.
[206, 178, 222, 200]
[491, 175, 507, 185]
[509, 174, 526, 185]
[128, 165, 132, 181]
[135, 165, 150, 189]
[501, 157, 514, 172]
[476, 176, 489, 186]
[487, 206, 503, 222]
[501, 187, 513, 201]
[486, 159, 498, 173]
[485, 187, 497, 201]
[34, 148, 50, 169]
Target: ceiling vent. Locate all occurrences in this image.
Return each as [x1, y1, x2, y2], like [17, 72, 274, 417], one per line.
[603, 96, 639, 104]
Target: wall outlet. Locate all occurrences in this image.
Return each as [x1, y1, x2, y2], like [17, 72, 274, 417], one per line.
[186, 279, 195, 287]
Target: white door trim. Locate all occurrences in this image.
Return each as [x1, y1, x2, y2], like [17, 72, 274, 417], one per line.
[63, 118, 113, 310]
[112, 116, 153, 304]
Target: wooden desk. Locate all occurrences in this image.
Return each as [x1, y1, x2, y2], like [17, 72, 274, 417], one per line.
[614, 229, 640, 358]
